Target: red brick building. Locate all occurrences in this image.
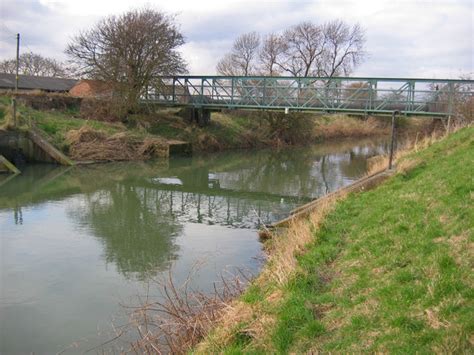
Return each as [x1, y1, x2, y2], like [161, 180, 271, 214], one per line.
[69, 80, 113, 98]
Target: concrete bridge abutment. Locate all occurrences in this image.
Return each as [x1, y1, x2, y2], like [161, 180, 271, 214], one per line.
[0, 129, 73, 167]
[180, 107, 211, 127]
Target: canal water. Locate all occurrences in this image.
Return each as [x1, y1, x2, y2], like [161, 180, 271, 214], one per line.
[0, 138, 387, 354]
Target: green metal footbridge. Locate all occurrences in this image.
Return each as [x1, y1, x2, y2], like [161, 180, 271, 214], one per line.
[146, 76, 473, 118]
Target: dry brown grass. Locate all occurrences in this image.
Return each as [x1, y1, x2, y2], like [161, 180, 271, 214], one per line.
[0, 103, 30, 131]
[65, 126, 168, 161]
[120, 269, 251, 354]
[194, 299, 277, 354]
[196, 197, 343, 354]
[315, 115, 389, 140]
[366, 155, 389, 176]
[263, 197, 340, 286]
[65, 126, 106, 143]
[0, 105, 16, 130]
[365, 121, 469, 176]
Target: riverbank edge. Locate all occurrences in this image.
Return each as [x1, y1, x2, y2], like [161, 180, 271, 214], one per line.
[264, 168, 394, 231]
[1, 94, 444, 163]
[193, 125, 473, 353]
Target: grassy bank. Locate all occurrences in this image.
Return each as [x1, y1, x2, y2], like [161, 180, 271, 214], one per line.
[0, 93, 445, 161]
[1, 94, 425, 158]
[196, 126, 473, 353]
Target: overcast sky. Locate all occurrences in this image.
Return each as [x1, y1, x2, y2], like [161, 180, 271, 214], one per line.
[1, 0, 472, 78]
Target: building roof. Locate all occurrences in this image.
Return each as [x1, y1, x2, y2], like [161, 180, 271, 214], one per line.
[0, 73, 78, 92]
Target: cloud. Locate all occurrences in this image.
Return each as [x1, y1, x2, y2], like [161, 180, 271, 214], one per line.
[0, 0, 472, 78]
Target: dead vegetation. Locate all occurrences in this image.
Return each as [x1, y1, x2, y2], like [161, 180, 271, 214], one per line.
[314, 115, 390, 139]
[79, 98, 123, 122]
[120, 268, 252, 354]
[193, 197, 343, 353]
[0, 105, 16, 130]
[65, 126, 168, 161]
[364, 120, 464, 176]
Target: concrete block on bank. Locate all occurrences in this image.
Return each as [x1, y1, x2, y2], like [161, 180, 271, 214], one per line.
[269, 169, 394, 229]
[0, 128, 74, 166]
[168, 140, 192, 156]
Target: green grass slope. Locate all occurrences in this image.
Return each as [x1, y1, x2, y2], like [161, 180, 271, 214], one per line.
[215, 126, 473, 354]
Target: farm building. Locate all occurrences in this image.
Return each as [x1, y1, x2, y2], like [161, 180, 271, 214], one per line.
[69, 79, 113, 98]
[0, 73, 77, 93]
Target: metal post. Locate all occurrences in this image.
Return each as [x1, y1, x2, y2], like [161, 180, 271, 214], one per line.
[200, 78, 204, 105]
[446, 115, 451, 135]
[211, 78, 215, 99]
[15, 34, 19, 91]
[447, 82, 454, 116]
[407, 81, 414, 112]
[388, 110, 399, 170]
[231, 78, 235, 106]
[368, 81, 374, 112]
[12, 33, 20, 127]
[297, 77, 302, 105]
[173, 77, 177, 103]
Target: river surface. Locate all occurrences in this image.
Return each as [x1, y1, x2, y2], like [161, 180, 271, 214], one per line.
[0, 138, 388, 354]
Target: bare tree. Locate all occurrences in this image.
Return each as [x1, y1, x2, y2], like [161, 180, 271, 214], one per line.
[217, 20, 366, 79]
[278, 22, 325, 77]
[216, 54, 238, 76]
[66, 8, 187, 114]
[318, 20, 366, 77]
[215, 20, 367, 141]
[216, 32, 260, 76]
[0, 52, 68, 77]
[259, 33, 285, 76]
[0, 60, 15, 74]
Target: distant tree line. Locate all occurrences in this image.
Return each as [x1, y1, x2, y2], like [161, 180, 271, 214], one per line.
[217, 20, 366, 78]
[0, 52, 69, 78]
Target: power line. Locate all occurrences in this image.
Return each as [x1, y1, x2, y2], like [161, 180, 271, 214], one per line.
[1, 25, 35, 57]
[0, 22, 16, 37]
[1, 22, 36, 51]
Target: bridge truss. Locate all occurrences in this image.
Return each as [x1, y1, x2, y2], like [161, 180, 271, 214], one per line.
[146, 76, 473, 117]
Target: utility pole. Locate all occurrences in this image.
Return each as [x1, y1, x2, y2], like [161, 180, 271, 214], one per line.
[12, 33, 20, 127]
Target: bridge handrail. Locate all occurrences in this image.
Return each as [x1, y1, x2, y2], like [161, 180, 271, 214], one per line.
[156, 75, 474, 84]
[146, 75, 474, 117]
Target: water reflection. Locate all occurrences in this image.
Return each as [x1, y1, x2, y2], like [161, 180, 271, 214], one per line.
[0, 138, 387, 279]
[68, 186, 182, 279]
[0, 138, 389, 353]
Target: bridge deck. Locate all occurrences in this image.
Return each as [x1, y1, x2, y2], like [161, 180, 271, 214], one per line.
[145, 76, 473, 117]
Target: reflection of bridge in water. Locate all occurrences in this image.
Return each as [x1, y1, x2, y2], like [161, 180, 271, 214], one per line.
[0, 140, 387, 277]
[0, 139, 387, 229]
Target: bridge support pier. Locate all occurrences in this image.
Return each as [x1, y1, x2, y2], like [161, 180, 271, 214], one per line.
[181, 108, 211, 127]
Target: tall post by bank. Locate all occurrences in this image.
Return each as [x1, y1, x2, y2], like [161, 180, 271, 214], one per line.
[12, 33, 20, 127]
[388, 110, 399, 170]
